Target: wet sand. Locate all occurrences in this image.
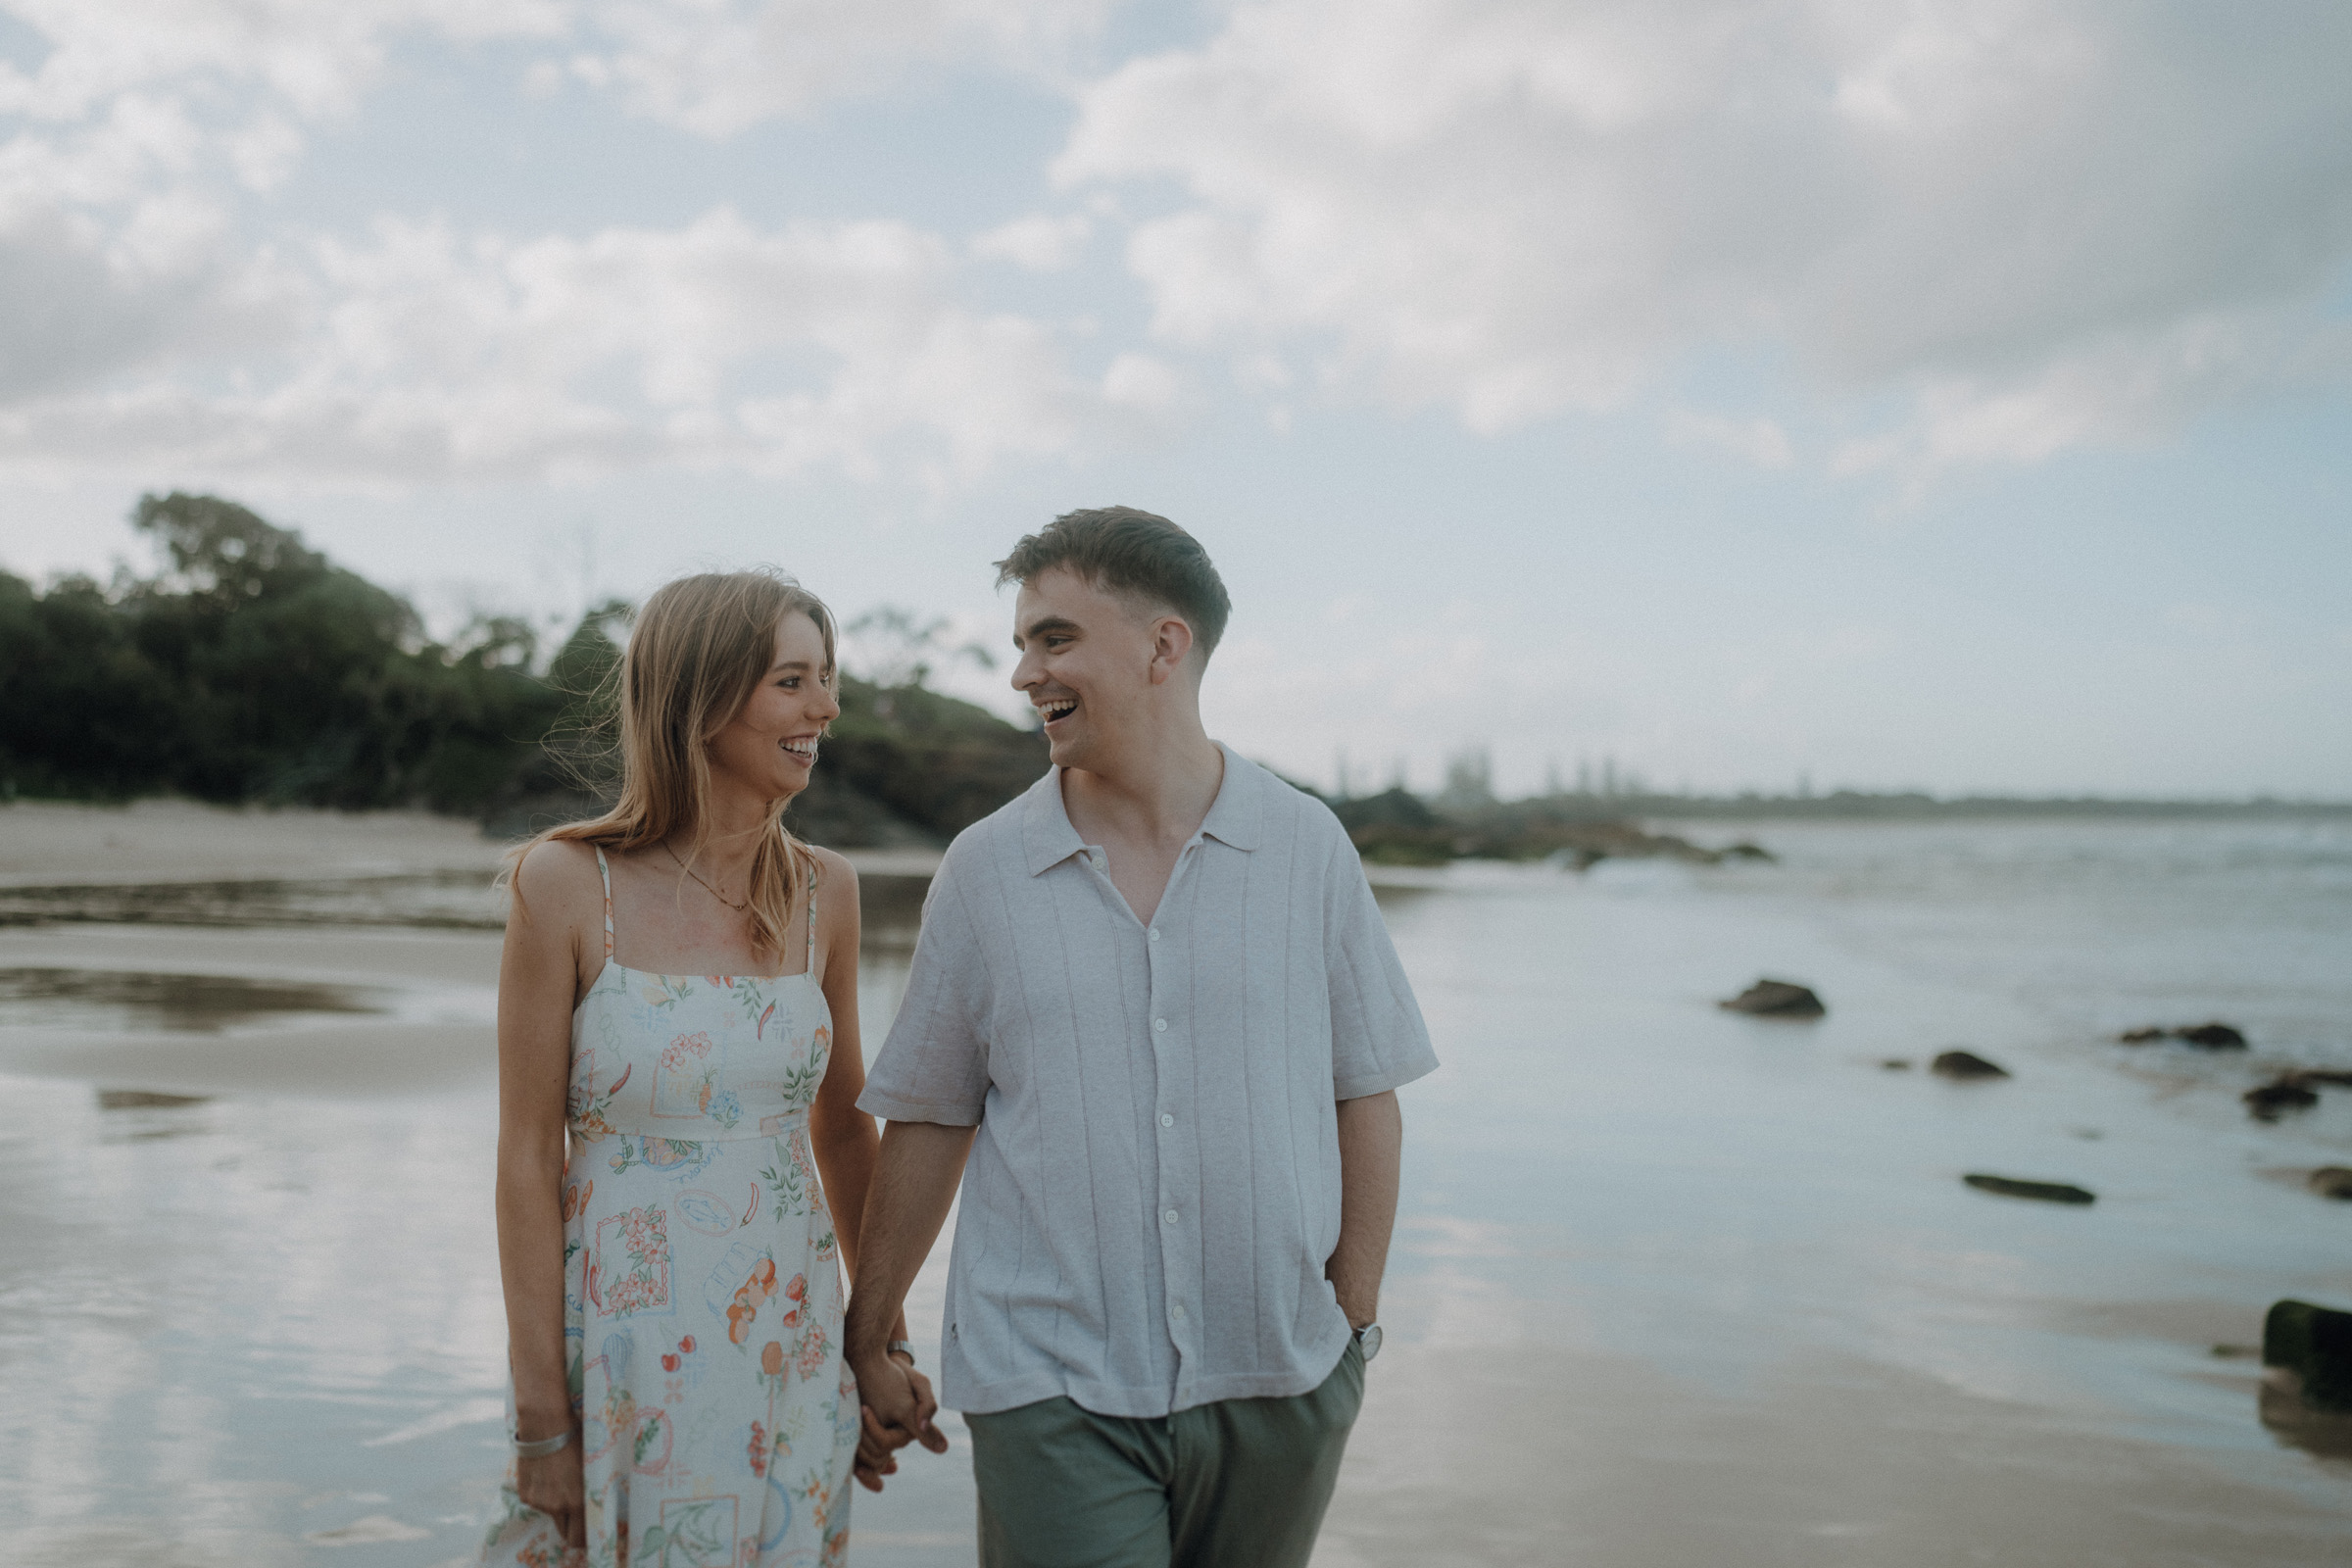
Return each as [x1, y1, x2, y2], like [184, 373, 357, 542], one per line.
[0, 804, 2346, 1566]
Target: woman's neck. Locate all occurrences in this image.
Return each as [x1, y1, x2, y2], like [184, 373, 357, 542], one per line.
[676, 784, 778, 875]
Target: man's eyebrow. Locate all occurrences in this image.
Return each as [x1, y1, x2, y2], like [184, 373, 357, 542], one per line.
[1013, 614, 1081, 647]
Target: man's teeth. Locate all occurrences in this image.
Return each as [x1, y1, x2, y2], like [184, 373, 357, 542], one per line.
[1039, 699, 1077, 721]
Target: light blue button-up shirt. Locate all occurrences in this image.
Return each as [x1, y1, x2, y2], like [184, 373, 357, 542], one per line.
[858, 746, 1439, 1416]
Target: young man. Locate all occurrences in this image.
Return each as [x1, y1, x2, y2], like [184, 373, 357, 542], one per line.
[845, 507, 1437, 1568]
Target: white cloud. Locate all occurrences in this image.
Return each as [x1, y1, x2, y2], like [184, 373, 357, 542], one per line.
[971, 212, 1092, 271]
[0, 3, 1147, 487]
[1056, 0, 2352, 472]
[0, 207, 1128, 485]
[567, 0, 1114, 136]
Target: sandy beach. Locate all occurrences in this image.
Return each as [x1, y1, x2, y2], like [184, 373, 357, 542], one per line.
[0, 801, 2346, 1566]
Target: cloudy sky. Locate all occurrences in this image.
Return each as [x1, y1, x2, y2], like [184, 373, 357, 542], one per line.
[2, 0, 2347, 798]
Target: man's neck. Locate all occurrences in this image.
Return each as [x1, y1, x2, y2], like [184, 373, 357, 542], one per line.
[1061, 724, 1226, 851]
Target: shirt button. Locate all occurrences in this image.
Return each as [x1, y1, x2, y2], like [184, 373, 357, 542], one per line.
[1149, 928, 1160, 942]
[1171, 1302, 1185, 1320]
[1163, 1208, 1179, 1225]
[1159, 1112, 1174, 1128]
[1152, 1017, 1167, 1033]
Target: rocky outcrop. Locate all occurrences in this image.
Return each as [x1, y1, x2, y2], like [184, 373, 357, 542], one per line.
[2307, 1167, 2352, 1200]
[2118, 1021, 2247, 1049]
[2245, 1078, 2321, 1120]
[1718, 979, 1826, 1018]
[1962, 1173, 2094, 1204]
[1932, 1050, 2010, 1080]
[2265, 1299, 2352, 1412]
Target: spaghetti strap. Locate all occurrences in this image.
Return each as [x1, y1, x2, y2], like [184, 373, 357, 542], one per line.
[803, 848, 820, 971]
[594, 847, 614, 960]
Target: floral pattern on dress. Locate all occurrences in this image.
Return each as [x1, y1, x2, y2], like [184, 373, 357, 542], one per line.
[482, 876, 852, 1568]
[589, 1205, 671, 1319]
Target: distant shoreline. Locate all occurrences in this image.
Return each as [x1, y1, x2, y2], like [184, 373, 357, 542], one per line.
[1549, 793, 2352, 822]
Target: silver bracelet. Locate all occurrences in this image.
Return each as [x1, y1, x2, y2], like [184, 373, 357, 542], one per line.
[512, 1428, 573, 1460]
[888, 1340, 917, 1366]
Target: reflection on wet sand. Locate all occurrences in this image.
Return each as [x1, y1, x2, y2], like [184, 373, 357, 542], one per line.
[2260, 1377, 2352, 1461]
[0, 967, 391, 1033]
[0, 870, 508, 932]
[0, 817, 2345, 1566]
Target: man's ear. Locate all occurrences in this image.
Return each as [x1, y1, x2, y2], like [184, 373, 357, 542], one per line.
[1146, 614, 1196, 686]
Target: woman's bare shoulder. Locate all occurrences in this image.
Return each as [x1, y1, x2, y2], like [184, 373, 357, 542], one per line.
[511, 837, 608, 929]
[806, 843, 859, 891]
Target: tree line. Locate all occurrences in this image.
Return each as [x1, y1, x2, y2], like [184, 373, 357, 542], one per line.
[0, 493, 1049, 846]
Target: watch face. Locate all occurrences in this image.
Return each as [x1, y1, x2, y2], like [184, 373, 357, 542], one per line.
[1357, 1322, 1383, 1362]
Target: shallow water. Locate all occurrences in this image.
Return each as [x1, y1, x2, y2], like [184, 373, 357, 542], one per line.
[0, 967, 393, 1034]
[0, 819, 2346, 1565]
[0, 870, 509, 932]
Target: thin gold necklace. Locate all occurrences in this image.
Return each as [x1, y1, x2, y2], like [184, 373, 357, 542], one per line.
[663, 842, 750, 913]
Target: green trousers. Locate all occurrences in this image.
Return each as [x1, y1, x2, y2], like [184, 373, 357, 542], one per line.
[965, 1340, 1365, 1568]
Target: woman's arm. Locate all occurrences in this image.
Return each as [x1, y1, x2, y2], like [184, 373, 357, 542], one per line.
[806, 850, 889, 1296]
[803, 849, 937, 1488]
[494, 841, 596, 1548]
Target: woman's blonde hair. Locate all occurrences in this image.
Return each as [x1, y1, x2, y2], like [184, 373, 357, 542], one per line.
[513, 568, 838, 961]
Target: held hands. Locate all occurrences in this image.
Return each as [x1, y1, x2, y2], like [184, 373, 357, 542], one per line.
[850, 1349, 948, 1493]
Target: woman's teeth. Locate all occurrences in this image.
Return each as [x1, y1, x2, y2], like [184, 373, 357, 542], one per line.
[782, 738, 818, 760]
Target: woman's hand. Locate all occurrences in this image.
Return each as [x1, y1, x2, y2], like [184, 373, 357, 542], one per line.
[850, 1353, 948, 1491]
[514, 1438, 587, 1550]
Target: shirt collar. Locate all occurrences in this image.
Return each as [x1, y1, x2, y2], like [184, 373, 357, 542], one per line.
[1020, 742, 1262, 877]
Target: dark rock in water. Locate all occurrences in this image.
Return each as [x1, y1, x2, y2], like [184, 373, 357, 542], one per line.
[2246, 1079, 2322, 1120]
[1719, 979, 1825, 1018]
[2212, 1343, 2261, 1359]
[96, 1089, 210, 1110]
[2115, 1021, 2248, 1049]
[1932, 1050, 2010, 1080]
[1962, 1173, 2095, 1204]
[1880, 1058, 1913, 1071]
[2265, 1299, 2352, 1412]
[2290, 1069, 2352, 1089]
[1721, 842, 1776, 862]
[2307, 1167, 2352, 1200]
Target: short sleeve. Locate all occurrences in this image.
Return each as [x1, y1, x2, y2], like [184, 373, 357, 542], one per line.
[858, 860, 993, 1125]
[1322, 829, 1440, 1100]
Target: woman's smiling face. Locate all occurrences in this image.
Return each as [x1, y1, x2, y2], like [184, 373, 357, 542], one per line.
[706, 611, 840, 804]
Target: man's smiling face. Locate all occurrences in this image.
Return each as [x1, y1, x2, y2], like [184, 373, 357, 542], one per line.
[1009, 566, 1170, 772]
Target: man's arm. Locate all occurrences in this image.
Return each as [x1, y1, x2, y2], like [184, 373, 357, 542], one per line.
[845, 1119, 977, 1447]
[1326, 1090, 1402, 1329]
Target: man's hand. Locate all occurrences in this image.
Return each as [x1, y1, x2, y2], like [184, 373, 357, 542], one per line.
[1327, 1091, 1402, 1332]
[850, 1351, 948, 1491]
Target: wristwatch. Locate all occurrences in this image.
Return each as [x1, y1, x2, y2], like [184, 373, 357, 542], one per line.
[888, 1340, 917, 1366]
[1352, 1322, 1382, 1362]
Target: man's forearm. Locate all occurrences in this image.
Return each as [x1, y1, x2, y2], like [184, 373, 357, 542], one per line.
[844, 1119, 977, 1364]
[1326, 1090, 1402, 1328]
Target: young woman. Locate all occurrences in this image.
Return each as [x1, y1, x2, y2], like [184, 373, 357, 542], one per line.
[479, 570, 931, 1568]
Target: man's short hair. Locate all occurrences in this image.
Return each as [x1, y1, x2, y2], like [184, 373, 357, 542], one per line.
[995, 506, 1232, 662]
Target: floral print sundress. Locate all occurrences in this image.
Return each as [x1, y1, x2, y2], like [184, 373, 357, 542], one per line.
[482, 847, 857, 1568]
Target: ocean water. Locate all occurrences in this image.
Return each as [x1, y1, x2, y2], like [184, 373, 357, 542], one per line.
[0, 817, 2345, 1565]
